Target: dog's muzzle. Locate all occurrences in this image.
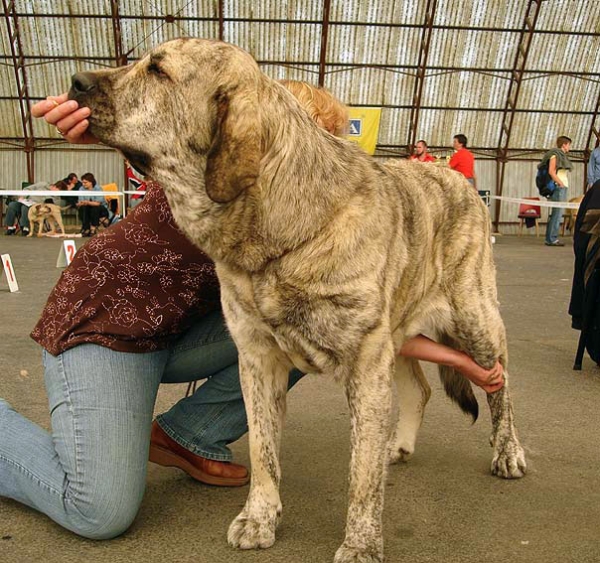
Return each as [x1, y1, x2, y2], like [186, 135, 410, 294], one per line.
[69, 72, 98, 99]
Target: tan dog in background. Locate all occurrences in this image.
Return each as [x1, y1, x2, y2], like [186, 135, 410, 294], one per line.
[27, 203, 67, 237]
[563, 195, 584, 234]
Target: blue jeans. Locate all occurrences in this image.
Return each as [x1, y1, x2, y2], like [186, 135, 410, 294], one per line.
[0, 310, 303, 538]
[4, 201, 30, 229]
[545, 183, 567, 244]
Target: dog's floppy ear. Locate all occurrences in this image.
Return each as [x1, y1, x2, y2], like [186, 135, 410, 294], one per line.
[205, 87, 262, 203]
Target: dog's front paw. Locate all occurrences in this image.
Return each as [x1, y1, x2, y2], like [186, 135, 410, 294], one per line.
[227, 510, 279, 550]
[491, 436, 527, 479]
[334, 543, 383, 563]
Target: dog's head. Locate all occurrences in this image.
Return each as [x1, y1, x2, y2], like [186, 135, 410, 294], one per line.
[31, 204, 52, 219]
[68, 39, 262, 203]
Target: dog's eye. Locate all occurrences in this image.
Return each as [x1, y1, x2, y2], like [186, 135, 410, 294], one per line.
[148, 62, 168, 79]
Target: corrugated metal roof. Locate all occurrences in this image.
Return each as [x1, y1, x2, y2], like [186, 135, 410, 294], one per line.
[1, 0, 599, 157]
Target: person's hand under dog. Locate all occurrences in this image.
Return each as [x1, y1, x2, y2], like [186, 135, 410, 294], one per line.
[397, 335, 505, 394]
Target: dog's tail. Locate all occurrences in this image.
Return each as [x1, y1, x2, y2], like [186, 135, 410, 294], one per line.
[437, 335, 479, 422]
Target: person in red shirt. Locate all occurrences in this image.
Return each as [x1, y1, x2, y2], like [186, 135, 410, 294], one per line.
[409, 139, 436, 163]
[449, 133, 477, 189]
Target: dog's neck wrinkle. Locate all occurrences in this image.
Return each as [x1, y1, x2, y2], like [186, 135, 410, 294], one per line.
[161, 170, 280, 272]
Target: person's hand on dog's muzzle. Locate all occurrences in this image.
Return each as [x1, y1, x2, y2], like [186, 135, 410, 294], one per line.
[31, 93, 98, 145]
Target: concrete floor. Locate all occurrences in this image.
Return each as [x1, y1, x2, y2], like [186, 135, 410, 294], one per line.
[0, 234, 599, 563]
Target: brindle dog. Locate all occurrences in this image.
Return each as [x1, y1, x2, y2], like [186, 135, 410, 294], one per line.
[68, 38, 526, 563]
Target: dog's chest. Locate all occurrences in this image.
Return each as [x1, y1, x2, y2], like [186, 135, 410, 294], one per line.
[252, 272, 382, 374]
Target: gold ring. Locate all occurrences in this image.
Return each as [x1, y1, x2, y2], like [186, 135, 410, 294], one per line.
[56, 127, 65, 136]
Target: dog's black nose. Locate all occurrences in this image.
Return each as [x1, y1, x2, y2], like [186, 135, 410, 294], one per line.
[71, 72, 98, 94]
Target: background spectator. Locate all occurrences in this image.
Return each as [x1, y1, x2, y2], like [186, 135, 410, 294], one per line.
[409, 140, 436, 163]
[542, 135, 573, 247]
[5, 180, 61, 236]
[77, 172, 107, 236]
[588, 146, 600, 189]
[449, 134, 477, 189]
[61, 173, 82, 209]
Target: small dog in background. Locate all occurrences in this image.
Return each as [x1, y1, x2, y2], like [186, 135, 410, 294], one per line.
[27, 203, 68, 237]
[563, 195, 584, 235]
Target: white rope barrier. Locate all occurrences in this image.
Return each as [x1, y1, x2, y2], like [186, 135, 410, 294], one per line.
[0, 190, 143, 197]
[0, 190, 145, 220]
[488, 194, 580, 209]
[0, 191, 578, 210]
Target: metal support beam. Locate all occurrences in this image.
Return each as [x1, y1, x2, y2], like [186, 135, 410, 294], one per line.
[110, 0, 127, 66]
[494, 0, 543, 230]
[407, 0, 437, 153]
[2, 0, 35, 182]
[7, 12, 599, 38]
[109, 0, 129, 191]
[585, 87, 600, 152]
[218, 0, 224, 40]
[318, 0, 331, 87]
[583, 85, 600, 190]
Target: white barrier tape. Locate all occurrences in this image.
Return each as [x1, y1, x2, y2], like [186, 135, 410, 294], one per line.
[489, 195, 580, 209]
[0, 190, 144, 197]
[0, 190, 123, 197]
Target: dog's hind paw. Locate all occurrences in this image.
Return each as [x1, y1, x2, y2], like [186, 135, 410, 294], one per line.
[491, 441, 527, 479]
[334, 544, 383, 563]
[388, 445, 413, 464]
[227, 512, 277, 550]
[387, 434, 415, 464]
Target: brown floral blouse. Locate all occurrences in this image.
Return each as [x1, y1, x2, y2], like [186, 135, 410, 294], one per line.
[31, 182, 221, 356]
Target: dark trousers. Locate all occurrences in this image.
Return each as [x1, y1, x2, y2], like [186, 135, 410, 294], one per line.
[78, 206, 101, 231]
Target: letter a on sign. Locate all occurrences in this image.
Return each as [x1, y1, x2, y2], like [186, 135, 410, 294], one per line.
[56, 240, 78, 268]
[1, 254, 19, 292]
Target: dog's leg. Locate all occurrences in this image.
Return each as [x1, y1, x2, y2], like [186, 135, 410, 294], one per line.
[227, 344, 289, 550]
[54, 212, 65, 234]
[450, 301, 526, 479]
[388, 357, 431, 463]
[46, 218, 57, 235]
[485, 374, 526, 478]
[334, 328, 393, 563]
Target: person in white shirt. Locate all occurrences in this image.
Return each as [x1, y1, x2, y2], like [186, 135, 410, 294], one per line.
[4, 181, 59, 236]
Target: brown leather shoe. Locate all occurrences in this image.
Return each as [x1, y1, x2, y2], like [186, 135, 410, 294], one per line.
[149, 421, 249, 487]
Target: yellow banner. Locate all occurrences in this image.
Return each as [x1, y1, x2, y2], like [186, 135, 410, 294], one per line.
[346, 107, 382, 155]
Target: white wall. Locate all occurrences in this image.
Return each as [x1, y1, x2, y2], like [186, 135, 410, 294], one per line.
[35, 146, 125, 188]
[0, 146, 125, 190]
[0, 150, 27, 190]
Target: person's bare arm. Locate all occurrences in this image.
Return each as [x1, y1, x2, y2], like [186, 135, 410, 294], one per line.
[31, 94, 97, 144]
[398, 335, 504, 394]
[548, 155, 563, 187]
